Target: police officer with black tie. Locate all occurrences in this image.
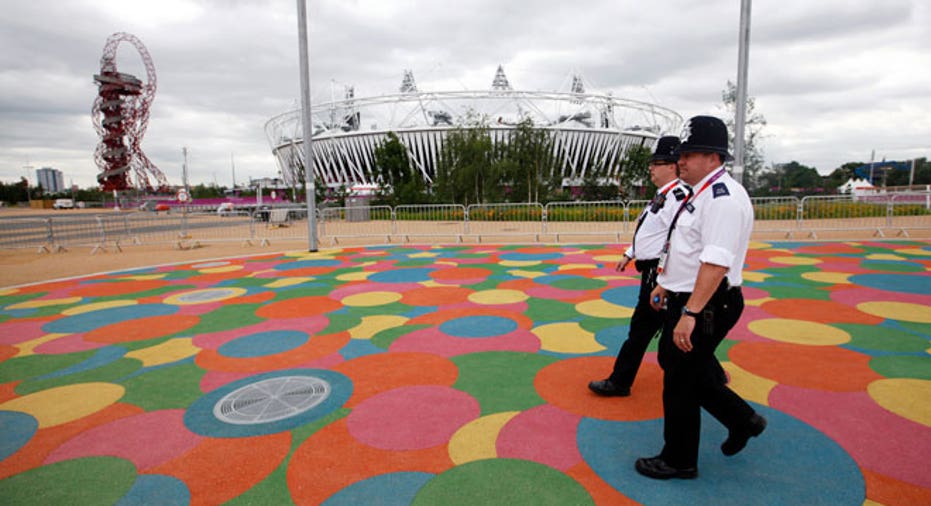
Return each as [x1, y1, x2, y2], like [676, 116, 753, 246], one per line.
[636, 116, 766, 480]
[589, 136, 689, 397]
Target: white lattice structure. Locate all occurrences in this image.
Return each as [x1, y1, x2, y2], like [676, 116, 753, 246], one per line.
[264, 70, 682, 188]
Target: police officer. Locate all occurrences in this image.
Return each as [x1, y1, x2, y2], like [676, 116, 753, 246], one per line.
[636, 115, 766, 480]
[588, 136, 688, 397]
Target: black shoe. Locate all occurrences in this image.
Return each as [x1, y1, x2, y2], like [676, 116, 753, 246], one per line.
[722, 413, 767, 456]
[635, 456, 697, 480]
[588, 379, 631, 397]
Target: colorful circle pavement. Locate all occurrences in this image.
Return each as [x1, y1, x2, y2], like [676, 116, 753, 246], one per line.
[0, 241, 929, 505]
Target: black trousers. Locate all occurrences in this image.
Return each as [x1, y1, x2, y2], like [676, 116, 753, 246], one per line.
[658, 283, 755, 469]
[607, 259, 664, 389]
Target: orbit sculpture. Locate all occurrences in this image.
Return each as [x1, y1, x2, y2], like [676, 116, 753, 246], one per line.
[92, 32, 167, 191]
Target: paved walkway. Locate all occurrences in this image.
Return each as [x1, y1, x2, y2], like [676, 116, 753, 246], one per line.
[0, 240, 929, 505]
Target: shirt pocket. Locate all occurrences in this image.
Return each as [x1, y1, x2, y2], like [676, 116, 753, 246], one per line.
[676, 209, 698, 231]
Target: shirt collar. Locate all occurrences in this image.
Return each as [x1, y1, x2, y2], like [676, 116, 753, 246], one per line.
[657, 179, 679, 193]
[693, 164, 727, 188]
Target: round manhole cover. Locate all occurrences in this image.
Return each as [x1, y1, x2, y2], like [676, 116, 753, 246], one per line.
[213, 375, 331, 425]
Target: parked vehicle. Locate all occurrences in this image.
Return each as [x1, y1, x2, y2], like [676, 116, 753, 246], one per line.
[53, 198, 75, 209]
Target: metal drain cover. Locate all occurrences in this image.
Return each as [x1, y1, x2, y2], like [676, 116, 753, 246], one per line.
[213, 375, 331, 425]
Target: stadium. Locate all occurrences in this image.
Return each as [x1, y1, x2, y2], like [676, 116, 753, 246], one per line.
[264, 67, 683, 189]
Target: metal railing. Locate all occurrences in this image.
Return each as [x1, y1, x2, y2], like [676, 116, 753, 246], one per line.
[2, 194, 929, 252]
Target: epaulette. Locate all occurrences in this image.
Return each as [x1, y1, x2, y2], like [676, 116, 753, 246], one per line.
[672, 187, 686, 201]
[712, 182, 730, 198]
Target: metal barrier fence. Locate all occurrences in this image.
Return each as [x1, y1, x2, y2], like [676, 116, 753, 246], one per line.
[394, 204, 467, 242]
[465, 203, 545, 241]
[544, 200, 631, 242]
[318, 205, 393, 244]
[2, 195, 929, 252]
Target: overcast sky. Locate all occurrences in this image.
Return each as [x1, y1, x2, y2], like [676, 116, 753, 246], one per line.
[1, 0, 929, 188]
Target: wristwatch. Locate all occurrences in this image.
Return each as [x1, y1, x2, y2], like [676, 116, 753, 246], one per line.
[681, 306, 700, 318]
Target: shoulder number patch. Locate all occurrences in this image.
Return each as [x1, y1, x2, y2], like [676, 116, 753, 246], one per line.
[712, 182, 730, 198]
[672, 187, 686, 201]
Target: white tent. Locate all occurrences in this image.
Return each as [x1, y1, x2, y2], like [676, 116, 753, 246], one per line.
[838, 177, 874, 195]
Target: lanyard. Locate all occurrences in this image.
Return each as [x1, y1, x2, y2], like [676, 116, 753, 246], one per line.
[665, 168, 726, 242]
[631, 182, 678, 257]
[657, 168, 727, 273]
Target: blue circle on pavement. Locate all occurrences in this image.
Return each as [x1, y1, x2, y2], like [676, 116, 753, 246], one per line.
[600, 285, 640, 306]
[577, 405, 863, 505]
[440, 316, 518, 338]
[369, 268, 433, 283]
[848, 273, 931, 295]
[42, 304, 177, 334]
[0, 411, 38, 461]
[322, 472, 433, 506]
[219, 330, 309, 358]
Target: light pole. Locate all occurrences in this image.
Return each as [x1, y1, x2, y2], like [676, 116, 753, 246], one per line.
[297, 0, 318, 251]
[23, 161, 33, 207]
[733, 0, 752, 185]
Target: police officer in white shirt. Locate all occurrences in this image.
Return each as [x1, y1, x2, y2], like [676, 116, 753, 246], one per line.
[636, 115, 766, 480]
[589, 136, 689, 397]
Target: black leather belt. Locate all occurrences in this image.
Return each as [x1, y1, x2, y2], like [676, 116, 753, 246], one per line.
[635, 258, 659, 273]
[667, 279, 740, 303]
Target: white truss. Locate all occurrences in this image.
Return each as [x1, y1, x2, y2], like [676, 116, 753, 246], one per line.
[265, 88, 682, 188]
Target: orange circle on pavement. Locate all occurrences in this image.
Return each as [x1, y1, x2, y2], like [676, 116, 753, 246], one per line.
[85, 314, 201, 343]
[256, 296, 342, 319]
[534, 356, 663, 421]
[728, 341, 882, 391]
[334, 352, 459, 408]
[429, 267, 493, 281]
[70, 279, 169, 297]
[401, 286, 473, 306]
[760, 299, 883, 325]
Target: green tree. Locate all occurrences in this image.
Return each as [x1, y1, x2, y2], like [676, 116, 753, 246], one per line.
[498, 118, 560, 203]
[372, 131, 427, 205]
[434, 113, 500, 205]
[616, 145, 653, 199]
[824, 162, 862, 193]
[758, 161, 822, 195]
[720, 80, 767, 191]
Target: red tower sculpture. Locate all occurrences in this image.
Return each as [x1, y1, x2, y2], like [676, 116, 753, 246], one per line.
[92, 32, 167, 191]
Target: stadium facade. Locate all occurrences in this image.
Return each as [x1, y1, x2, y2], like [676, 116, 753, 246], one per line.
[264, 67, 682, 189]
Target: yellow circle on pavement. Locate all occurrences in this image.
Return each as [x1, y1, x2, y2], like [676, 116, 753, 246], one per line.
[0, 383, 125, 428]
[770, 256, 821, 266]
[533, 322, 604, 353]
[801, 272, 853, 284]
[868, 378, 931, 426]
[342, 291, 402, 307]
[449, 411, 520, 465]
[62, 300, 137, 315]
[576, 300, 634, 319]
[468, 289, 528, 305]
[7, 297, 83, 310]
[748, 318, 850, 345]
[857, 301, 931, 323]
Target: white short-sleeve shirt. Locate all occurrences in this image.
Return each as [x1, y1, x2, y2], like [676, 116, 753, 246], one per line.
[624, 180, 690, 261]
[656, 166, 753, 293]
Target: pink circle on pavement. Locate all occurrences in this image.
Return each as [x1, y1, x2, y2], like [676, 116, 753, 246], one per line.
[34, 333, 106, 354]
[0, 318, 59, 345]
[346, 385, 479, 451]
[496, 404, 582, 471]
[769, 385, 931, 488]
[45, 408, 203, 470]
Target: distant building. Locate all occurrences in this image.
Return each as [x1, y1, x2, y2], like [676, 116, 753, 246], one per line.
[36, 167, 65, 194]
